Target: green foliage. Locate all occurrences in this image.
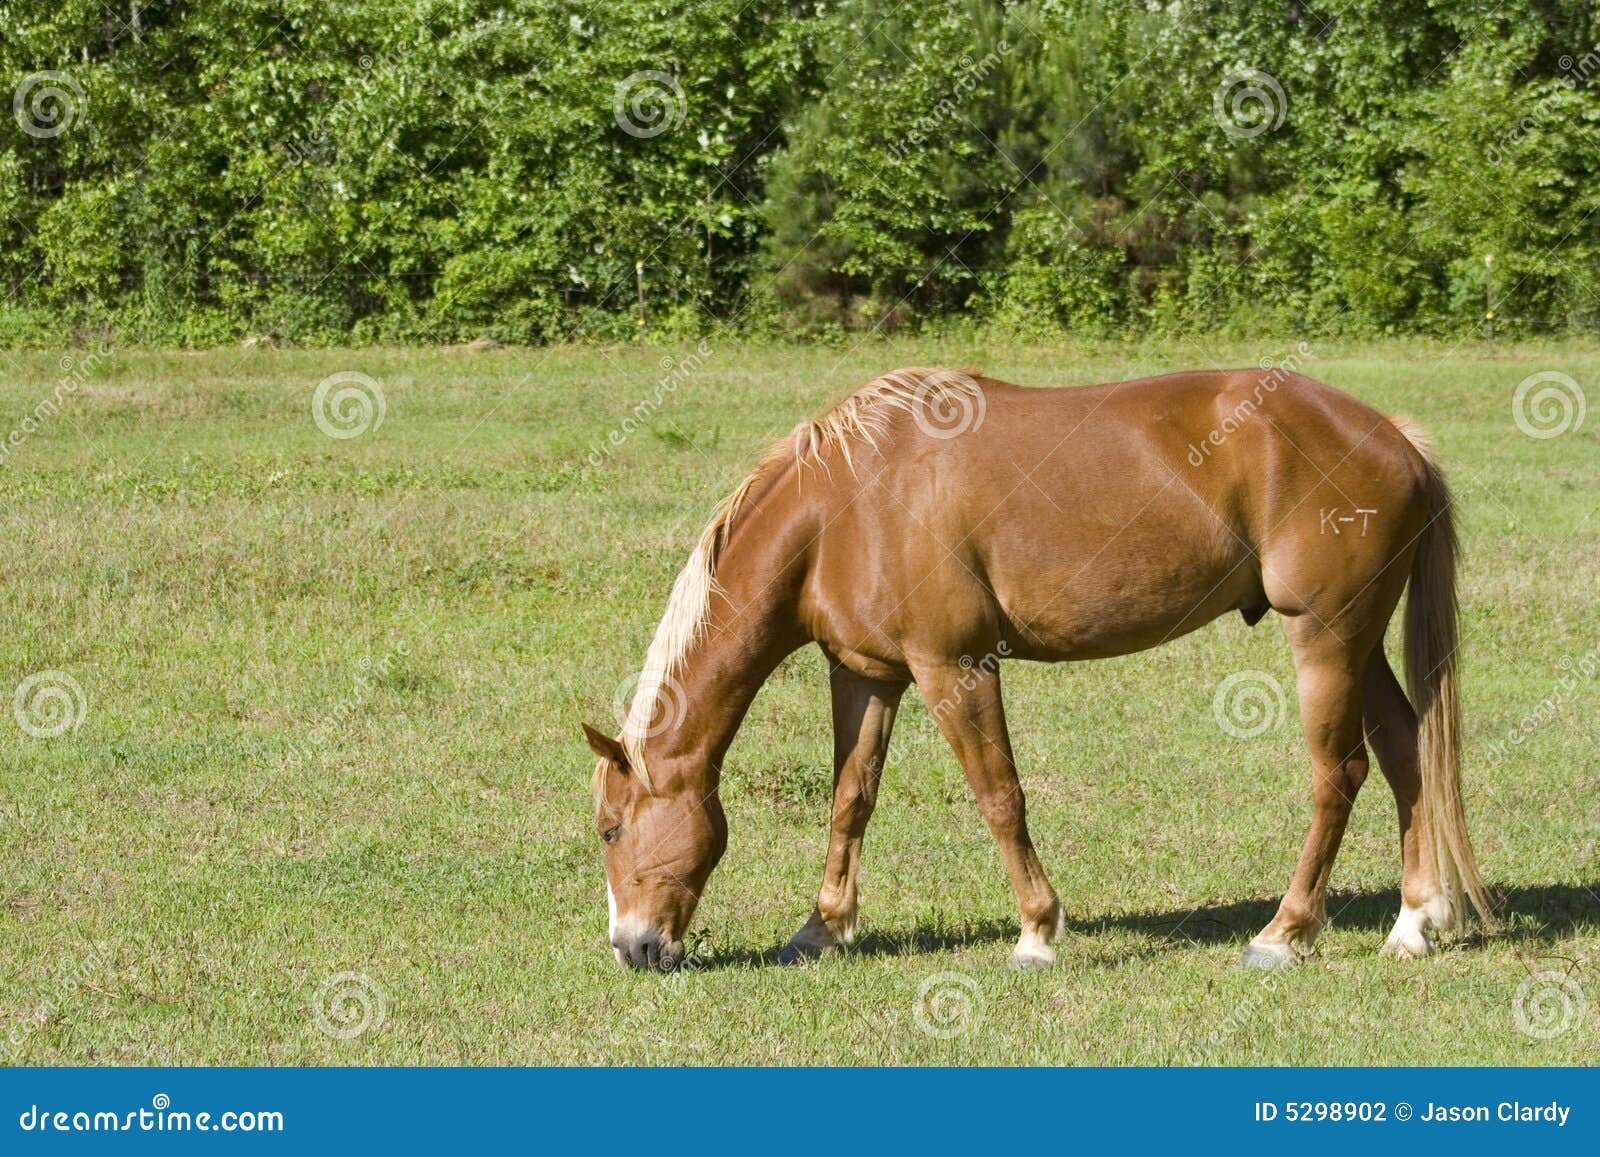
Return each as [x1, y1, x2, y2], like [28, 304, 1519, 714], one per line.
[991, 207, 1124, 336]
[3, 0, 1599, 343]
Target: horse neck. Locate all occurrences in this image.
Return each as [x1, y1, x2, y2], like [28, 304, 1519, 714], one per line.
[637, 467, 812, 797]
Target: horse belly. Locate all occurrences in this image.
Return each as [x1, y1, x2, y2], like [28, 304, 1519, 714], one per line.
[986, 529, 1260, 661]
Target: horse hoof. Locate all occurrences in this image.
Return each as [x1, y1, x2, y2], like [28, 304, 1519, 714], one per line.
[1239, 943, 1300, 970]
[1009, 947, 1056, 971]
[1380, 932, 1432, 960]
[778, 937, 829, 965]
[1380, 905, 1435, 960]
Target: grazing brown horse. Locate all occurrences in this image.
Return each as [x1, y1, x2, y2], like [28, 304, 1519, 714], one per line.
[584, 366, 1492, 971]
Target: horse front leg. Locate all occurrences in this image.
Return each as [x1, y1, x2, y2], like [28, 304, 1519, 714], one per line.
[917, 660, 1063, 969]
[779, 661, 906, 963]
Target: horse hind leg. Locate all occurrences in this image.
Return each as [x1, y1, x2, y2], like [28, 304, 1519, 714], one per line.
[1242, 623, 1374, 968]
[1364, 651, 1448, 958]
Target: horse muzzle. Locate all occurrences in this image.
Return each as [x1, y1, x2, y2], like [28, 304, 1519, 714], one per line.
[612, 928, 684, 971]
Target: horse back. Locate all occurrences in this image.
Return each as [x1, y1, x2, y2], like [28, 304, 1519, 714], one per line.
[798, 369, 1430, 671]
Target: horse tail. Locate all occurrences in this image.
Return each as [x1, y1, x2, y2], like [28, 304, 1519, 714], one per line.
[1392, 416, 1493, 932]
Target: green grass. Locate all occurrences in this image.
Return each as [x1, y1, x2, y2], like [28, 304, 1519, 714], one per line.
[1, 337, 1596, 1065]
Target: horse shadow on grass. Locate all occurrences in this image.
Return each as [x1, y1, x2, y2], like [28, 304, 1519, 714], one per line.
[710, 883, 1600, 968]
[1057, 883, 1600, 953]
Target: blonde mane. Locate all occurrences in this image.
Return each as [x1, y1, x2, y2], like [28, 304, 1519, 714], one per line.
[604, 367, 981, 793]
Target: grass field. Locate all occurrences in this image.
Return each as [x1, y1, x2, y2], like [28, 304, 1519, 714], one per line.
[0, 337, 1596, 1065]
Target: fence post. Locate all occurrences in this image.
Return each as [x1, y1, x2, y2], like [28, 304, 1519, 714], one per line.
[1484, 253, 1495, 354]
[636, 260, 647, 335]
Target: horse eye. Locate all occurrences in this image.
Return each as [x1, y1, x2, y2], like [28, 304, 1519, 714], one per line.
[601, 824, 621, 844]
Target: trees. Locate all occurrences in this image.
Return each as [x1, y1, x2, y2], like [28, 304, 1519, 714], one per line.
[3, 0, 1596, 343]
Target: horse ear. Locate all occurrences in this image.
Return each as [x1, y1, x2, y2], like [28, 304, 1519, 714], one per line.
[581, 723, 629, 770]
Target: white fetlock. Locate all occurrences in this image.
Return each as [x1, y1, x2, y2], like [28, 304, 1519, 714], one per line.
[1381, 901, 1437, 960]
[1010, 921, 1059, 971]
